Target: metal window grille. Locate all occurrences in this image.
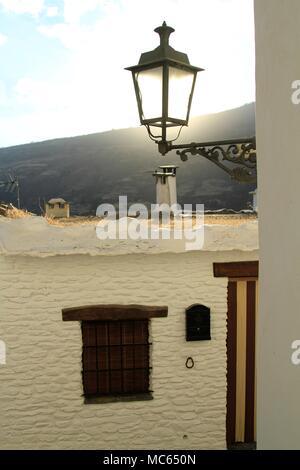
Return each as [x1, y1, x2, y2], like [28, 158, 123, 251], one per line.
[81, 320, 151, 397]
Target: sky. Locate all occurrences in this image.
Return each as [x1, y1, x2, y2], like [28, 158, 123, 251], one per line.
[0, 0, 255, 148]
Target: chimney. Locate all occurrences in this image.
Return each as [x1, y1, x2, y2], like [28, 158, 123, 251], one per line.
[153, 165, 178, 206]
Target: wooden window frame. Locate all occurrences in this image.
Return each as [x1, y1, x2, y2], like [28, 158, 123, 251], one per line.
[62, 304, 168, 322]
[62, 304, 168, 404]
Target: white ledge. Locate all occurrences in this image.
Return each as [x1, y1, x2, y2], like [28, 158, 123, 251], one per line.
[0, 216, 258, 257]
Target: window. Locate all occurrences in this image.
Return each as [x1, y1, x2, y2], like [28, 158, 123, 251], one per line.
[59, 203, 65, 208]
[82, 320, 150, 397]
[62, 304, 168, 403]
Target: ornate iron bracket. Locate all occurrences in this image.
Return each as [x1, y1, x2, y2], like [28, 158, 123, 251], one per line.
[157, 137, 257, 184]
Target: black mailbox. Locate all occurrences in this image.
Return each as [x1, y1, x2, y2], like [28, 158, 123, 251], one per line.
[186, 304, 211, 341]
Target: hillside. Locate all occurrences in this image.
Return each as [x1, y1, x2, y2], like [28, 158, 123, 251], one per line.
[0, 103, 256, 215]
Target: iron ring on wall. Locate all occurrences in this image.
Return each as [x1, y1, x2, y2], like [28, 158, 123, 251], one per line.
[185, 357, 194, 369]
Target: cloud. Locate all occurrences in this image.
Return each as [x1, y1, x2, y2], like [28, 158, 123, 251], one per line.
[13, 66, 137, 135]
[14, 77, 47, 105]
[13, 76, 73, 110]
[0, 81, 8, 105]
[6, 74, 127, 146]
[0, 32, 8, 46]
[63, 0, 108, 24]
[38, 0, 255, 116]
[46, 6, 59, 18]
[2, 0, 255, 147]
[38, 22, 88, 50]
[0, 0, 44, 17]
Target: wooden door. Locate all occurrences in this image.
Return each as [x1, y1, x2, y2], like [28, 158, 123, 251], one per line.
[214, 262, 259, 447]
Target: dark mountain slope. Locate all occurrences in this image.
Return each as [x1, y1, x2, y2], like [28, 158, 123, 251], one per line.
[0, 103, 255, 214]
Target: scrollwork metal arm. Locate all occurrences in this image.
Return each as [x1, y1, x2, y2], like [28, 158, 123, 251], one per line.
[157, 137, 257, 183]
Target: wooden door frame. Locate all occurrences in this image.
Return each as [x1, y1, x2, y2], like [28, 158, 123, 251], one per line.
[213, 261, 258, 279]
[214, 261, 259, 447]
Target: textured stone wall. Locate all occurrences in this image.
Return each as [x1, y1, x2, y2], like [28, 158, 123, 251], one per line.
[0, 250, 258, 449]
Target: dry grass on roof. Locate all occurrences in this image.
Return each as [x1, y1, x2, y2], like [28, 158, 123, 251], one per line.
[45, 213, 257, 227]
[46, 216, 102, 226]
[0, 203, 258, 227]
[0, 203, 33, 219]
[204, 214, 257, 225]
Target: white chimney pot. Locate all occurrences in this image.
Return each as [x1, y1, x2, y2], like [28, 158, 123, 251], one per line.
[153, 165, 178, 207]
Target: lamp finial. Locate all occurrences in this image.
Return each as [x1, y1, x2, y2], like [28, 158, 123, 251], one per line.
[154, 22, 175, 49]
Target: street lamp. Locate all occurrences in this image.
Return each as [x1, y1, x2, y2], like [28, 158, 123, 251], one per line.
[126, 22, 256, 184]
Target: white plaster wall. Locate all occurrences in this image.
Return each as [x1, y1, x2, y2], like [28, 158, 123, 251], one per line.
[255, 0, 300, 450]
[0, 249, 257, 450]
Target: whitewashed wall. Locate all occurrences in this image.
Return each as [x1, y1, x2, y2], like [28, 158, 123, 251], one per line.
[0, 249, 258, 450]
[255, 0, 300, 450]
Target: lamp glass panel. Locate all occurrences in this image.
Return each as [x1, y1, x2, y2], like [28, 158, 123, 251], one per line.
[136, 66, 163, 120]
[168, 66, 194, 121]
